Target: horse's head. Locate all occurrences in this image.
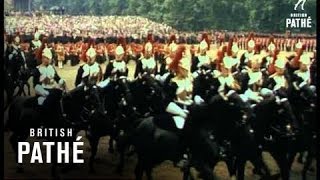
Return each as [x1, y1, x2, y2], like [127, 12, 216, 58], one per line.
[114, 77, 133, 107]
[299, 84, 316, 110]
[268, 95, 298, 140]
[194, 69, 217, 99]
[226, 91, 253, 125]
[138, 74, 164, 103]
[87, 85, 106, 115]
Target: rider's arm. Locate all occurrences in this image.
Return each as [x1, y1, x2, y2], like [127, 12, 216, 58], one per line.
[190, 56, 199, 73]
[134, 60, 142, 78]
[163, 78, 188, 118]
[104, 62, 113, 79]
[33, 68, 49, 96]
[53, 67, 62, 84]
[75, 65, 84, 87]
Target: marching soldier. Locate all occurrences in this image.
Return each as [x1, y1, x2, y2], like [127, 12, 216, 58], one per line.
[70, 40, 80, 66]
[55, 41, 65, 69]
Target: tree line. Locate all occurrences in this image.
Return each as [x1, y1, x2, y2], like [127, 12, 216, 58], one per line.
[29, 0, 316, 33]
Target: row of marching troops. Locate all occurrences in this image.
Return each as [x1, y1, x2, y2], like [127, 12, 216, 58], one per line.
[4, 30, 316, 69]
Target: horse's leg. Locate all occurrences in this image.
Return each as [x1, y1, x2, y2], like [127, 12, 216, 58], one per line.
[26, 82, 31, 96]
[236, 158, 245, 180]
[145, 162, 153, 180]
[287, 151, 296, 171]
[88, 135, 100, 173]
[270, 149, 290, 180]
[116, 147, 125, 174]
[182, 158, 192, 180]
[135, 157, 144, 180]
[302, 150, 314, 180]
[108, 136, 114, 153]
[21, 82, 27, 96]
[251, 154, 270, 177]
[116, 131, 131, 174]
[225, 155, 237, 178]
[9, 133, 24, 173]
[16, 84, 24, 97]
[198, 163, 214, 180]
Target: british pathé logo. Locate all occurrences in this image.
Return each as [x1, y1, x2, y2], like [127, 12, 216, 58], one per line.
[286, 0, 312, 28]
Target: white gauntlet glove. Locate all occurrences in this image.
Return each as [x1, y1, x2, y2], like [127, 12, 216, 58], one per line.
[59, 79, 65, 86]
[194, 95, 204, 105]
[166, 102, 188, 118]
[35, 84, 49, 96]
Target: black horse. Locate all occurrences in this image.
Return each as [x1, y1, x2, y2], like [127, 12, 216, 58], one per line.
[115, 74, 169, 174]
[204, 90, 268, 180]
[113, 74, 222, 180]
[252, 92, 299, 180]
[193, 70, 269, 179]
[86, 75, 140, 173]
[128, 103, 221, 180]
[288, 83, 317, 180]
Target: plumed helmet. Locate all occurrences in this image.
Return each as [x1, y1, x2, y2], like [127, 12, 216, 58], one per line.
[42, 47, 52, 60]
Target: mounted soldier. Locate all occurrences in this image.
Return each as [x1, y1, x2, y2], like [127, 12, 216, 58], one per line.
[239, 33, 261, 72]
[75, 41, 103, 88]
[104, 43, 128, 80]
[239, 54, 269, 104]
[225, 36, 241, 73]
[157, 45, 194, 132]
[33, 47, 66, 124]
[191, 33, 212, 73]
[159, 34, 178, 76]
[134, 34, 158, 78]
[55, 41, 65, 69]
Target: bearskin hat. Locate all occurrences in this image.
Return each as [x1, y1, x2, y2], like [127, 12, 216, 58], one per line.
[200, 32, 210, 50]
[168, 34, 176, 45]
